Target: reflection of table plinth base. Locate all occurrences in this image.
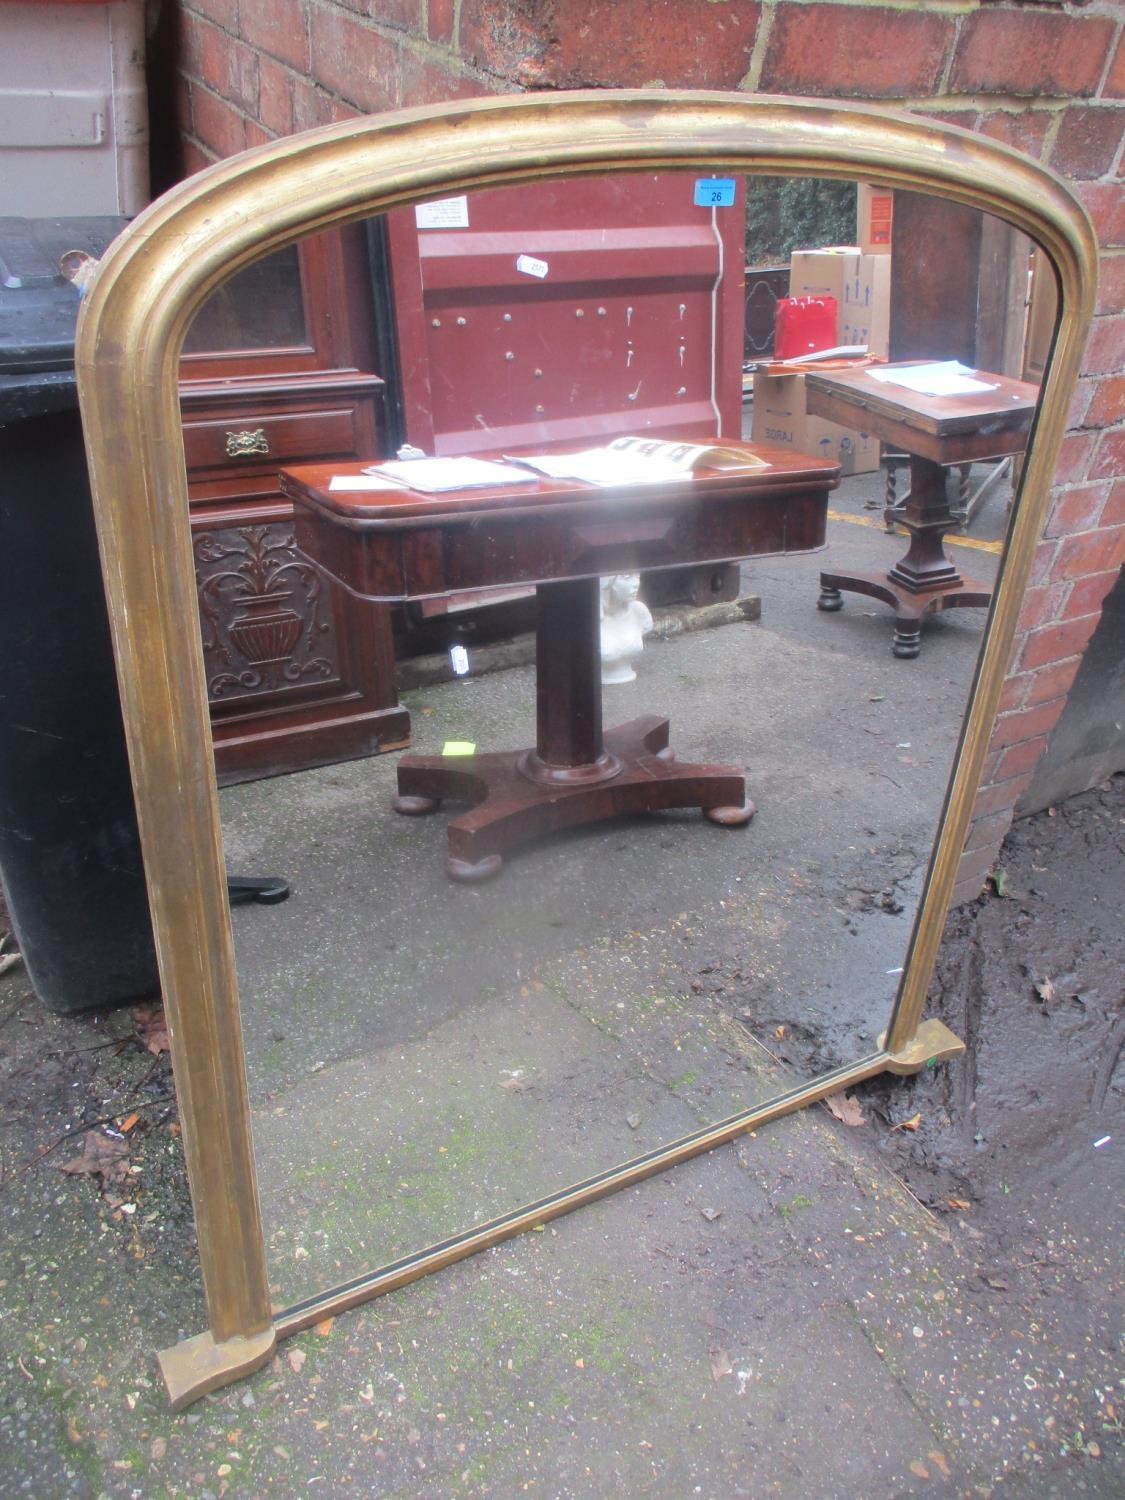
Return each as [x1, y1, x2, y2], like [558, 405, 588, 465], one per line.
[816, 454, 992, 658]
[817, 567, 991, 659]
[393, 713, 755, 882]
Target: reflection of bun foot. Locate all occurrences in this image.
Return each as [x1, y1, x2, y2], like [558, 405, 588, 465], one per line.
[704, 800, 756, 827]
[447, 853, 503, 883]
[393, 793, 442, 815]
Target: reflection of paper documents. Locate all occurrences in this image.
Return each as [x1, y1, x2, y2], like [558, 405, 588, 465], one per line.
[505, 450, 687, 487]
[368, 457, 535, 493]
[868, 361, 999, 398]
[328, 475, 398, 492]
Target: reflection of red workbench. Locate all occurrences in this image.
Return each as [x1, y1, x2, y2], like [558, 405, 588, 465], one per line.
[807, 363, 1038, 657]
[282, 444, 838, 880]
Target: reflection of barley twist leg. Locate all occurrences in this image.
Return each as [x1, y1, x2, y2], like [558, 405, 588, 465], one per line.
[884, 461, 898, 531]
[958, 463, 971, 513]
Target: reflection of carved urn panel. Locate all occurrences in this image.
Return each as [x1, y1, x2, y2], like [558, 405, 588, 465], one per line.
[194, 524, 343, 703]
[228, 593, 304, 663]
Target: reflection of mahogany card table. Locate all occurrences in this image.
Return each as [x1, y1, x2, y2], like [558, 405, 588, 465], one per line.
[805, 364, 1038, 658]
[282, 444, 838, 881]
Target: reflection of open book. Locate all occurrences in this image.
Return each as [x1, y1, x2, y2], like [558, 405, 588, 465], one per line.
[505, 437, 770, 488]
[606, 435, 771, 472]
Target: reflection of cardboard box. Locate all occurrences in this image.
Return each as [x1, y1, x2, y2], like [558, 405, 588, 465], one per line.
[789, 247, 890, 358]
[857, 184, 893, 254]
[751, 368, 877, 476]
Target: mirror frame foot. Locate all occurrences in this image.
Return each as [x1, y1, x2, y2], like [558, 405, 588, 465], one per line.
[157, 1326, 277, 1412]
[881, 1017, 966, 1075]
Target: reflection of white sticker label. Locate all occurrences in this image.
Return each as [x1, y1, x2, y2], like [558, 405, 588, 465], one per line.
[415, 196, 469, 229]
[515, 254, 549, 279]
[449, 644, 470, 676]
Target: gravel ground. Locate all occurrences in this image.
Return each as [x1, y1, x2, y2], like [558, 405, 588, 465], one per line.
[0, 471, 1119, 1496]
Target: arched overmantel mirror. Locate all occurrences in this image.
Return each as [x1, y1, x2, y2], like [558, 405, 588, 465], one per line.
[75, 91, 1096, 1408]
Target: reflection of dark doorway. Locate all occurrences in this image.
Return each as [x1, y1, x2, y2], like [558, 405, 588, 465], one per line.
[364, 217, 407, 453]
[889, 191, 1031, 374]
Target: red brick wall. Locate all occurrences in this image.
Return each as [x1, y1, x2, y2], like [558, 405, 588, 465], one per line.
[165, 0, 1124, 903]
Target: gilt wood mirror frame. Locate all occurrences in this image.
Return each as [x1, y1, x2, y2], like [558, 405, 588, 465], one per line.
[74, 90, 1096, 1409]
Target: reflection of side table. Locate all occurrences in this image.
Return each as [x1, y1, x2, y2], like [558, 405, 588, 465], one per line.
[282, 444, 838, 880]
[807, 365, 1038, 657]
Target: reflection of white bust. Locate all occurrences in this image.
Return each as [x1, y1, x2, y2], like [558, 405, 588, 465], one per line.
[600, 573, 654, 685]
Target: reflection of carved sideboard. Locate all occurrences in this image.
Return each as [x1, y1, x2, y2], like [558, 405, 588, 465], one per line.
[179, 230, 409, 784]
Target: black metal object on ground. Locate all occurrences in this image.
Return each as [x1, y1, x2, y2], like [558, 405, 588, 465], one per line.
[0, 218, 290, 1014]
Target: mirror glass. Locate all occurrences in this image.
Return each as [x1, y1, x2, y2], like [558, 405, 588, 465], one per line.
[184, 171, 1046, 1309]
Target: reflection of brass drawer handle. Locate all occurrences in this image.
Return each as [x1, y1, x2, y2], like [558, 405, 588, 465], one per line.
[225, 428, 270, 458]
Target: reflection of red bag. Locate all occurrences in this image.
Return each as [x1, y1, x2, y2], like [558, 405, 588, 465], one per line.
[774, 295, 837, 359]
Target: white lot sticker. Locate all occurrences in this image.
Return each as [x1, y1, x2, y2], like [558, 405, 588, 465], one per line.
[515, 254, 549, 279]
[415, 196, 469, 229]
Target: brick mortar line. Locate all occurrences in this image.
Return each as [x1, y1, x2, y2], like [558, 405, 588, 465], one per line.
[936, 8, 963, 99]
[303, 0, 504, 87]
[185, 77, 259, 135]
[738, 0, 776, 93]
[751, 0, 974, 11]
[1093, 11, 1125, 100]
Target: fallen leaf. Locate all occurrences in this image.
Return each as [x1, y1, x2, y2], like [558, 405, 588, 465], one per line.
[287, 1349, 306, 1374]
[928, 1449, 951, 1480]
[910, 1460, 930, 1479]
[985, 1276, 1008, 1291]
[314, 1318, 334, 1338]
[824, 1091, 866, 1127]
[497, 1078, 529, 1093]
[151, 1437, 167, 1461]
[118, 1112, 140, 1134]
[701, 1207, 722, 1223]
[59, 1131, 131, 1184]
[0, 951, 23, 977]
[773, 1025, 787, 1041]
[1033, 978, 1055, 1003]
[947, 1197, 972, 1212]
[892, 1112, 923, 1133]
[709, 1345, 733, 1381]
[133, 1005, 170, 1056]
[67, 1416, 82, 1444]
[1086, 1442, 1101, 1459]
[987, 868, 1008, 898]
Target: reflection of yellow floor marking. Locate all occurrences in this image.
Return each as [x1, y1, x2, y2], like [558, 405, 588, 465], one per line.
[826, 508, 1003, 556]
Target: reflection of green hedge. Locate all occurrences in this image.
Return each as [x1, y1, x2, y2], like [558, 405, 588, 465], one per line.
[746, 178, 858, 268]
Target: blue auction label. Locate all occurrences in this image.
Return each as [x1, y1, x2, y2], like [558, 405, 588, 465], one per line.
[693, 178, 736, 208]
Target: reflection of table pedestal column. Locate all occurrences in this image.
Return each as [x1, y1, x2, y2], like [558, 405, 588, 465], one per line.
[392, 576, 754, 881]
[817, 456, 990, 658]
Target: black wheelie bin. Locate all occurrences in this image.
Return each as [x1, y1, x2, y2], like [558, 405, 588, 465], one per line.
[0, 215, 160, 1013]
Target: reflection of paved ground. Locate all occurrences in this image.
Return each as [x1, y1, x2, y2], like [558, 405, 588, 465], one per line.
[7, 468, 1119, 1496]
